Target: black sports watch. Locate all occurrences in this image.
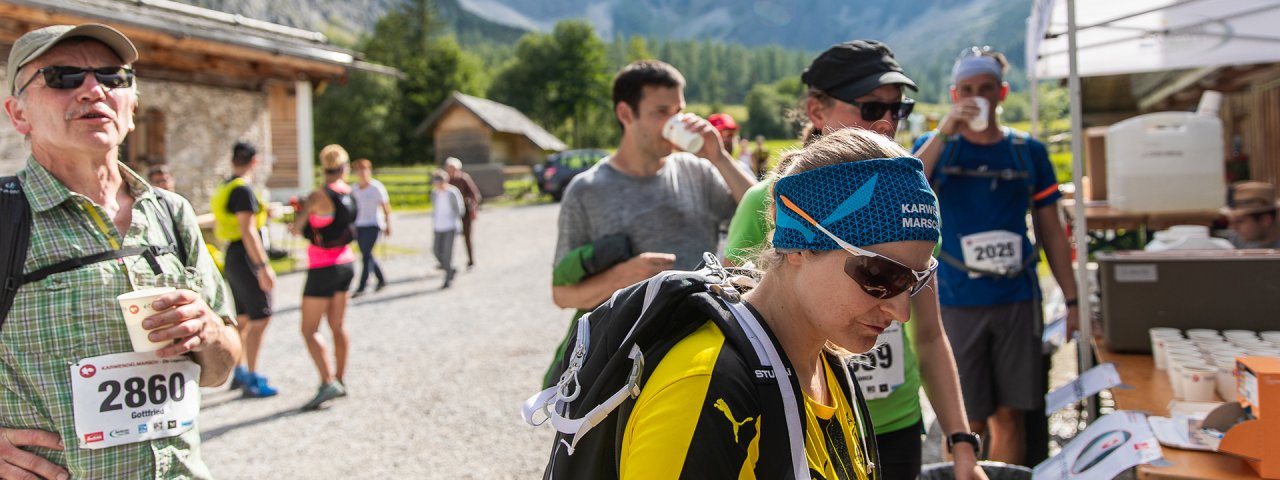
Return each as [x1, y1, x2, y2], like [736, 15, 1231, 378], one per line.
[947, 432, 982, 455]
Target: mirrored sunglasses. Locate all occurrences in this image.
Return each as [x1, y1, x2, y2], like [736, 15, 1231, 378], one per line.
[779, 194, 937, 299]
[16, 66, 134, 95]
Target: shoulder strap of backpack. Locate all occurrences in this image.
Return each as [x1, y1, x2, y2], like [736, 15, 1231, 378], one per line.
[0, 176, 31, 329]
[151, 187, 188, 266]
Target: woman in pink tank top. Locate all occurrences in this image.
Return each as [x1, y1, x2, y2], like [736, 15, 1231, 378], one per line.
[290, 144, 357, 411]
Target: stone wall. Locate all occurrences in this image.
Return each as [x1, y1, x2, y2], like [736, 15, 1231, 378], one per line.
[0, 65, 272, 213]
[142, 79, 270, 212]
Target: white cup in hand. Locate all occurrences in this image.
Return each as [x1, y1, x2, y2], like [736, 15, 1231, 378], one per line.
[968, 97, 990, 132]
[117, 287, 176, 352]
[662, 114, 705, 153]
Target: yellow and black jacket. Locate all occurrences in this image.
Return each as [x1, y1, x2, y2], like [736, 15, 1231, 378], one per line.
[538, 269, 879, 480]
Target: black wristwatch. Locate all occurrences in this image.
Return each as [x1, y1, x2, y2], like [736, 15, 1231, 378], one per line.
[947, 432, 981, 455]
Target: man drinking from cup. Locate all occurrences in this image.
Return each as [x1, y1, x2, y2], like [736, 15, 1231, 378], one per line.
[541, 59, 755, 385]
[1, 24, 239, 479]
[912, 46, 1079, 466]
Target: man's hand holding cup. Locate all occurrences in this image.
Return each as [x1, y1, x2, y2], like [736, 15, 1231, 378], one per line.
[120, 288, 227, 357]
[940, 97, 989, 135]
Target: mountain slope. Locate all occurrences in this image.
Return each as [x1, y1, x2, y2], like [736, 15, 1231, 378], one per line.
[178, 0, 1031, 101]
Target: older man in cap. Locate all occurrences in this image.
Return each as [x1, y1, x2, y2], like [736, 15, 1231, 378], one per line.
[0, 24, 239, 479]
[1226, 180, 1280, 249]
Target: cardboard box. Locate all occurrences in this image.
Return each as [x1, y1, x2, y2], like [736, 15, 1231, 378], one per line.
[1205, 357, 1280, 478]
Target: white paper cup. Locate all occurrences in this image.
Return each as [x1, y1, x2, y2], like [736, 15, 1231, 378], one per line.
[1150, 328, 1184, 370]
[968, 97, 989, 132]
[1186, 329, 1221, 340]
[1167, 353, 1206, 400]
[1216, 364, 1238, 401]
[662, 114, 704, 153]
[117, 287, 175, 352]
[1181, 364, 1218, 402]
[1232, 338, 1272, 349]
[1223, 329, 1257, 341]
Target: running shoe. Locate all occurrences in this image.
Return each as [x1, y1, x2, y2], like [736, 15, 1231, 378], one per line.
[229, 365, 249, 390]
[301, 382, 343, 411]
[335, 380, 348, 398]
[242, 372, 279, 398]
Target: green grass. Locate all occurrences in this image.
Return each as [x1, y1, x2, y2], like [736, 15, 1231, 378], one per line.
[686, 103, 748, 122]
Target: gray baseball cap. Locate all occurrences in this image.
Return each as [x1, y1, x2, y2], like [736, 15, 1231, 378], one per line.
[7, 24, 138, 95]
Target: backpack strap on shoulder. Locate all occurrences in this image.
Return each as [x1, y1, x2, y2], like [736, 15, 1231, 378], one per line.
[0, 176, 31, 327]
[151, 187, 188, 266]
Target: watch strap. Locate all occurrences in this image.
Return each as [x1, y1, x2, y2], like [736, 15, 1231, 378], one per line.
[947, 432, 981, 454]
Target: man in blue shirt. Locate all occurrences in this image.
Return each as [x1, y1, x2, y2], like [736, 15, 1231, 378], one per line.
[913, 46, 1079, 466]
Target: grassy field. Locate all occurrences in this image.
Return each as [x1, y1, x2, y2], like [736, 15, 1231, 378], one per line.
[313, 166, 547, 211]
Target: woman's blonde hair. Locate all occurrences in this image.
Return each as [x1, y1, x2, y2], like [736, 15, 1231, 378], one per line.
[748, 128, 911, 271]
[319, 144, 349, 173]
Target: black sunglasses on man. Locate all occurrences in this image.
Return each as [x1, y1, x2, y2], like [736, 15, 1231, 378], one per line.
[16, 66, 134, 95]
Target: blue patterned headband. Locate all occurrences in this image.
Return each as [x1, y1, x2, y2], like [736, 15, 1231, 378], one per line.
[773, 157, 940, 250]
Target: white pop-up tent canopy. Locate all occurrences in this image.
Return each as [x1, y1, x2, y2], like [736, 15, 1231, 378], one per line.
[1030, 0, 1280, 80]
[1025, 0, 1280, 378]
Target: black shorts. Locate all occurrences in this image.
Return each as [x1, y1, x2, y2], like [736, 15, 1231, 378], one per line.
[303, 263, 355, 298]
[223, 242, 272, 320]
[874, 419, 923, 480]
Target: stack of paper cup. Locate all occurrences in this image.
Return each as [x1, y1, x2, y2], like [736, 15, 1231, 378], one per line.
[1223, 329, 1257, 342]
[1259, 331, 1280, 343]
[1159, 338, 1198, 371]
[117, 287, 175, 352]
[1167, 351, 1205, 399]
[1149, 327, 1184, 370]
[1186, 329, 1221, 341]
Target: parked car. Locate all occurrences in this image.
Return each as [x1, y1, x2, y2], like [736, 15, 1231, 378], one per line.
[533, 149, 609, 201]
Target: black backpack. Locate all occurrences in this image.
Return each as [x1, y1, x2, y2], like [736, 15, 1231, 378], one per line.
[303, 185, 358, 248]
[523, 254, 879, 480]
[0, 176, 187, 328]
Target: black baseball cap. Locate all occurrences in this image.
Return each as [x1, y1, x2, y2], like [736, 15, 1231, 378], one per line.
[801, 40, 917, 103]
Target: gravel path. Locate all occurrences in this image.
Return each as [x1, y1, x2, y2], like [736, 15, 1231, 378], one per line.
[198, 201, 1084, 478]
[200, 204, 564, 479]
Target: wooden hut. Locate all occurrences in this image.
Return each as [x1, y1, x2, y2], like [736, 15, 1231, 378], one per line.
[416, 92, 567, 197]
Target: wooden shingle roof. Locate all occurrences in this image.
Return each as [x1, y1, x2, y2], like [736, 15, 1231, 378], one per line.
[417, 92, 568, 152]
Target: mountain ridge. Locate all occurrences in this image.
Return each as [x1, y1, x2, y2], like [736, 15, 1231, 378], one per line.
[177, 0, 1031, 97]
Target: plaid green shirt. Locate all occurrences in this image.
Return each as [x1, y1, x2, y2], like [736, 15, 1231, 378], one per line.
[2, 158, 233, 479]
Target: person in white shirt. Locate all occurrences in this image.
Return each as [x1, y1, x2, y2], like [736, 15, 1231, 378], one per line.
[431, 172, 465, 289]
[351, 158, 392, 297]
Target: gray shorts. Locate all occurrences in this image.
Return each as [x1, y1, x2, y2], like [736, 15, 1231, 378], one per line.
[941, 301, 1045, 420]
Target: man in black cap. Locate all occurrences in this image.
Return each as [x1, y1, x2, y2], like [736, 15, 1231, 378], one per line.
[724, 40, 986, 480]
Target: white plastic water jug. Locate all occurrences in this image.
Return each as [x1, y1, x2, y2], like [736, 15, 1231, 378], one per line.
[1105, 112, 1225, 212]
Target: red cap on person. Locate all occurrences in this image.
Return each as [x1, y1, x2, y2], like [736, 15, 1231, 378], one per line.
[708, 113, 738, 132]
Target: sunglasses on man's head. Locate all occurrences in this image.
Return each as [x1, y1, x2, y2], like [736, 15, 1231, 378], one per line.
[848, 98, 915, 122]
[779, 194, 937, 299]
[16, 66, 135, 95]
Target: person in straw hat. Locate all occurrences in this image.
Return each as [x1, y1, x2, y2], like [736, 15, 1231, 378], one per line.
[1225, 180, 1280, 249]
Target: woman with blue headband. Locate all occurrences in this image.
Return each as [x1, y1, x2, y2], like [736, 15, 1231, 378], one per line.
[618, 128, 942, 479]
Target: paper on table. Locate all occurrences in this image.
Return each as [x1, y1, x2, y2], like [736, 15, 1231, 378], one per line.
[1034, 411, 1164, 480]
[1046, 362, 1123, 415]
[1147, 415, 1216, 451]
